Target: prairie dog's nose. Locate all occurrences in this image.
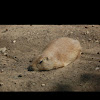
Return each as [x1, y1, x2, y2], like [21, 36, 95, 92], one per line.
[27, 65, 34, 71]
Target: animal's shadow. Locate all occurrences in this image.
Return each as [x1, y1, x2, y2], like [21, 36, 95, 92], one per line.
[55, 83, 73, 91]
[80, 73, 100, 91]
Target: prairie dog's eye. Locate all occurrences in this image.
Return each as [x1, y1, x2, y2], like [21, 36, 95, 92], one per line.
[39, 60, 43, 64]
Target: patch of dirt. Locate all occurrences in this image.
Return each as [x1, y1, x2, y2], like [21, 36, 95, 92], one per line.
[0, 25, 100, 91]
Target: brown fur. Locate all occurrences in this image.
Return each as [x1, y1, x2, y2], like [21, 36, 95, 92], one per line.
[28, 37, 82, 71]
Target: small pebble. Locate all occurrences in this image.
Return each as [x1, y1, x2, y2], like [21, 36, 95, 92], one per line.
[18, 74, 22, 77]
[79, 84, 82, 86]
[85, 26, 88, 28]
[95, 40, 99, 43]
[32, 83, 36, 86]
[0, 47, 7, 53]
[81, 32, 85, 35]
[97, 52, 100, 54]
[3, 52, 7, 56]
[95, 38, 97, 40]
[41, 84, 46, 87]
[83, 32, 87, 35]
[1, 69, 4, 73]
[70, 32, 73, 34]
[89, 61, 92, 64]
[29, 60, 32, 62]
[82, 39, 85, 43]
[95, 67, 99, 70]
[0, 83, 3, 86]
[86, 31, 89, 34]
[88, 39, 91, 41]
[27, 32, 30, 34]
[2, 29, 8, 33]
[13, 76, 18, 79]
[13, 40, 16, 43]
[6, 29, 8, 31]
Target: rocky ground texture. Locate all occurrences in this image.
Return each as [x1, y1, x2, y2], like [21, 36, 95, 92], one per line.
[0, 25, 100, 91]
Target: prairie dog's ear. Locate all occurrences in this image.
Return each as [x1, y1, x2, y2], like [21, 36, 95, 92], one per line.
[38, 57, 49, 64]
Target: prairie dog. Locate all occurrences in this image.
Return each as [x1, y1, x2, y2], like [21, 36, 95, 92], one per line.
[28, 37, 82, 71]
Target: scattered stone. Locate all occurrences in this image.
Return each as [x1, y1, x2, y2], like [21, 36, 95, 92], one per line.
[13, 76, 18, 79]
[82, 31, 89, 35]
[95, 40, 99, 43]
[27, 32, 30, 34]
[20, 84, 23, 86]
[13, 40, 16, 43]
[83, 32, 87, 35]
[0, 47, 7, 53]
[32, 83, 36, 86]
[0, 69, 4, 73]
[6, 29, 8, 31]
[76, 37, 79, 39]
[89, 61, 92, 64]
[2, 29, 8, 33]
[81, 32, 85, 35]
[13, 66, 17, 68]
[95, 38, 97, 40]
[3, 52, 7, 56]
[95, 67, 99, 70]
[70, 32, 73, 34]
[29, 60, 32, 62]
[85, 26, 88, 28]
[82, 39, 85, 43]
[88, 39, 91, 41]
[41, 83, 46, 87]
[86, 31, 89, 34]
[79, 84, 82, 86]
[92, 25, 95, 27]
[18, 74, 22, 77]
[0, 83, 3, 86]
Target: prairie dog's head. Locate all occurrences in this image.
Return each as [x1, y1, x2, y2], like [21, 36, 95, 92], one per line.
[28, 55, 54, 71]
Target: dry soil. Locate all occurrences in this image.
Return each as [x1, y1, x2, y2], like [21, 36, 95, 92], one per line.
[0, 25, 100, 91]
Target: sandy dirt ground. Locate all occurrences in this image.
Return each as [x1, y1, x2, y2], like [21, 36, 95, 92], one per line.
[0, 25, 100, 91]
